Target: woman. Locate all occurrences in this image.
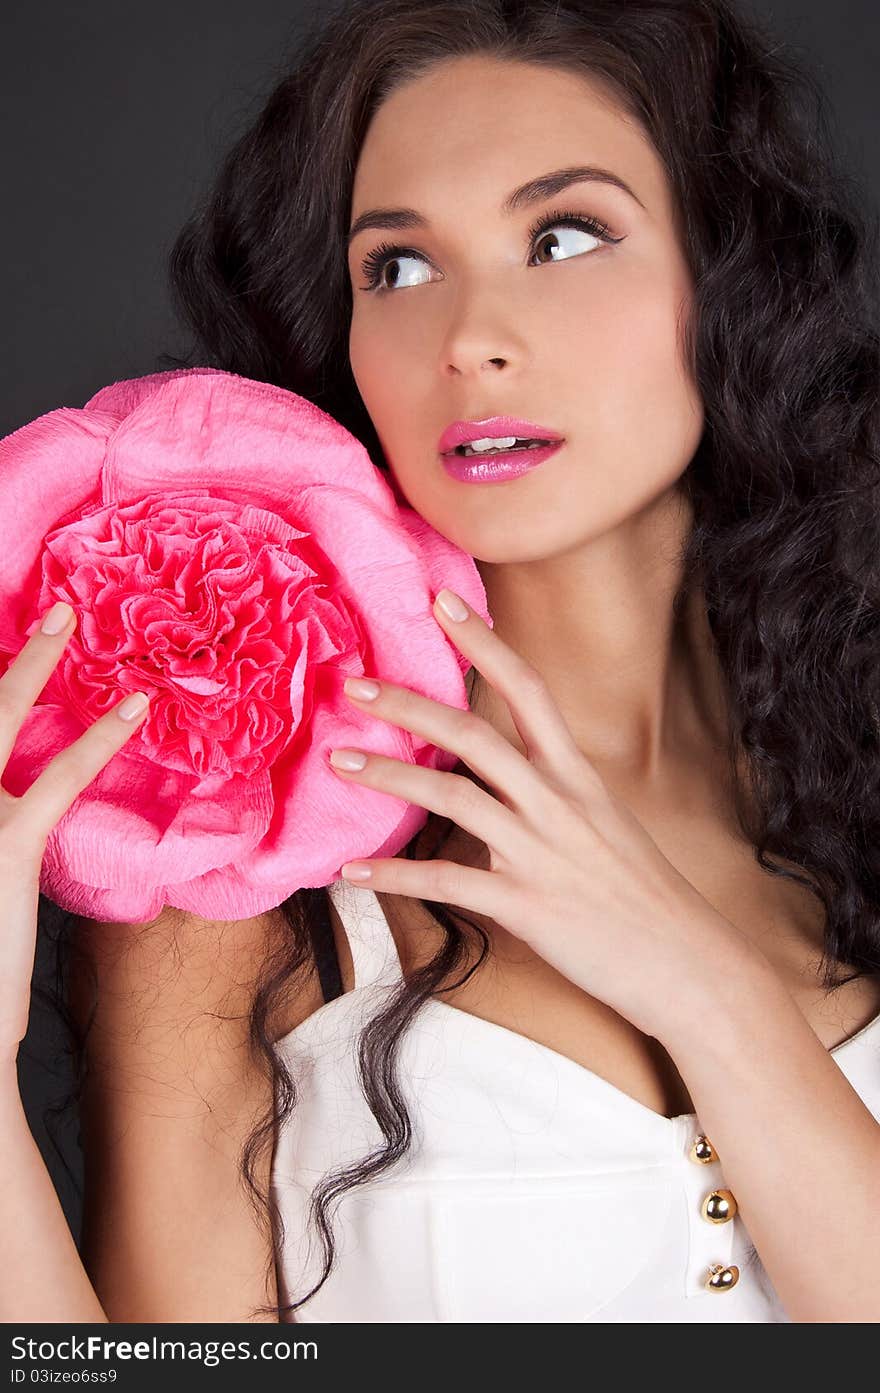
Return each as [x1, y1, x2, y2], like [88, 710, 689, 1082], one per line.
[5, 0, 880, 1323]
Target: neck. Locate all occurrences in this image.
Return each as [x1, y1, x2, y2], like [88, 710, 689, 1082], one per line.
[468, 485, 732, 789]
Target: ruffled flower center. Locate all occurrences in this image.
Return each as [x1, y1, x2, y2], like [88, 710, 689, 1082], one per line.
[41, 493, 357, 779]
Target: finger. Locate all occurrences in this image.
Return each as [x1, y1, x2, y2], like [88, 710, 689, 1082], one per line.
[342, 676, 552, 819]
[339, 855, 507, 917]
[432, 589, 588, 773]
[0, 602, 78, 773]
[16, 689, 150, 838]
[329, 750, 523, 860]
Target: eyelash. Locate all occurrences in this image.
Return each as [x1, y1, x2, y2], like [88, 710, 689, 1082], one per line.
[357, 206, 623, 293]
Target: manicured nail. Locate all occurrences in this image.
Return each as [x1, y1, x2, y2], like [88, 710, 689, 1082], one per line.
[344, 677, 381, 701]
[40, 601, 74, 635]
[329, 748, 368, 770]
[117, 692, 150, 721]
[435, 589, 469, 622]
[340, 862, 373, 880]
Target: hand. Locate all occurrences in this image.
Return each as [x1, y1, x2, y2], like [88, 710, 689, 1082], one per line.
[0, 602, 150, 1067]
[328, 587, 759, 1045]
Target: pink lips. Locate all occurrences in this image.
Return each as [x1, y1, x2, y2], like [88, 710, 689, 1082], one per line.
[437, 416, 564, 454]
[438, 415, 566, 485]
[441, 440, 564, 483]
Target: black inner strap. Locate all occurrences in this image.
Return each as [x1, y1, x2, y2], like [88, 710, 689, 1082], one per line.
[301, 886, 344, 1004]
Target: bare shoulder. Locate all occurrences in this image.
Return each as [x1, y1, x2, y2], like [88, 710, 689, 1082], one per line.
[68, 905, 311, 1322]
[70, 904, 295, 1049]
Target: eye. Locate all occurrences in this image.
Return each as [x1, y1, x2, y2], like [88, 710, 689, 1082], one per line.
[358, 246, 432, 293]
[356, 206, 624, 293]
[526, 208, 622, 265]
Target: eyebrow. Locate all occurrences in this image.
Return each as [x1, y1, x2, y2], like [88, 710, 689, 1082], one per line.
[347, 163, 645, 246]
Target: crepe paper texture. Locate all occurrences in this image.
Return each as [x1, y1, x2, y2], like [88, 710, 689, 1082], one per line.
[0, 367, 491, 923]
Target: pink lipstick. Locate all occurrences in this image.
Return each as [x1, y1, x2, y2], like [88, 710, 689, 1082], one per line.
[438, 415, 565, 485]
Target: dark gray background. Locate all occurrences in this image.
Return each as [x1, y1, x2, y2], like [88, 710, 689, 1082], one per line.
[2, 0, 878, 1240]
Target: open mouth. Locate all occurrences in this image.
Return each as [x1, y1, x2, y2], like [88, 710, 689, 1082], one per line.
[440, 438, 565, 483]
[446, 437, 558, 458]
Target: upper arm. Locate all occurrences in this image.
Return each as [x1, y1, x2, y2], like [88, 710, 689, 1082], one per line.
[68, 905, 311, 1323]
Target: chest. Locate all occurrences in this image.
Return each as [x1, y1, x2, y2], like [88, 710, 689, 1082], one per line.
[353, 814, 880, 1123]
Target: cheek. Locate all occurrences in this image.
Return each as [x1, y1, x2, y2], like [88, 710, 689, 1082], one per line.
[579, 266, 703, 477]
[349, 305, 426, 406]
[348, 315, 392, 412]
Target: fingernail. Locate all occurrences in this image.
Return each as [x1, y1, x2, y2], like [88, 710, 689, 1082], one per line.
[329, 748, 368, 770]
[340, 862, 373, 880]
[40, 601, 74, 635]
[117, 692, 150, 721]
[344, 677, 381, 701]
[435, 589, 469, 622]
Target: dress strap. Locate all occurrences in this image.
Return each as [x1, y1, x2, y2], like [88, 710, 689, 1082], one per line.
[327, 878, 405, 992]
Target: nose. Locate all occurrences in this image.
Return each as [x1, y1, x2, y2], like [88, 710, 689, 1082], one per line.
[447, 354, 510, 377]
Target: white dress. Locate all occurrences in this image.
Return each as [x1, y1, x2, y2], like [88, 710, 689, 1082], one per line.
[270, 877, 880, 1322]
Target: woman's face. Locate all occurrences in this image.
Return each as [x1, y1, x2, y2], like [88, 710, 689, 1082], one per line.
[347, 56, 704, 564]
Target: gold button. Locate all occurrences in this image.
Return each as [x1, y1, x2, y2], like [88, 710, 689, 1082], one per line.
[705, 1264, 740, 1292]
[688, 1133, 718, 1164]
[700, 1188, 738, 1224]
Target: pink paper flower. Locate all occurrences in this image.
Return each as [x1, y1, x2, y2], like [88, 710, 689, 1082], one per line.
[0, 368, 491, 923]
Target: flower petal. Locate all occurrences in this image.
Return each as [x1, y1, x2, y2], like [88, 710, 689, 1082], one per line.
[96, 369, 397, 515]
[8, 706, 274, 915]
[0, 409, 112, 651]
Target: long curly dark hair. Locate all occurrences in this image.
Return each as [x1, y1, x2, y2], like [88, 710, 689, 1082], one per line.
[31, 0, 880, 1320]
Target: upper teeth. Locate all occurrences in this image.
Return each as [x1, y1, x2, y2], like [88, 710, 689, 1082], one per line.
[459, 436, 545, 454]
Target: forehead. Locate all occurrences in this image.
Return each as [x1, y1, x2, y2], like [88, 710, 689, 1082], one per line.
[352, 55, 672, 222]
